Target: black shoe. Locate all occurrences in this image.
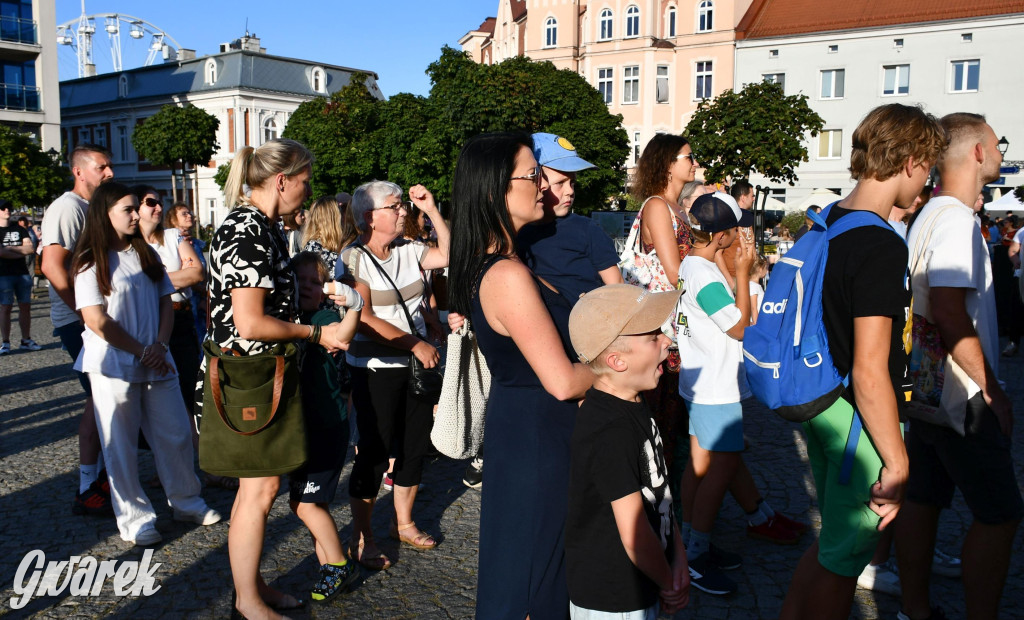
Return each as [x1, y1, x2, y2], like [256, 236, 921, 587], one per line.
[709, 543, 742, 570]
[311, 562, 358, 603]
[72, 478, 113, 516]
[462, 456, 483, 489]
[688, 552, 737, 595]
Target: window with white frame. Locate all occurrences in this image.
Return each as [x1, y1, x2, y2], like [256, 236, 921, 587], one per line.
[117, 126, 128, 161]
[695, 61, 712, 99]
[599, 9, 613, 40]
[667, 6, 676, 37]
[93, 126, 107, 148]
[598, 67, 613, 104]
[264, 117, 278, 142]
[623, 65, 640, 104]
[818, 129, 842, 159]
[205, 59, 217, 85]
[820, 69, 845, 99]
[950, 59, 979, 92]
[697, 0, 713, 32]
[626, 5, 640, 38]
[656, 65, 669, 103]
[769, 187, 786, 203]
[118, 74, 128, 98]
[763, 72, 785, 92]
[633, 131, 641, 164]
[78, 128, 91, 144]
[544, 17, 557, 47]
[207, 199, 216, 228]
[882, 64, 910, 96]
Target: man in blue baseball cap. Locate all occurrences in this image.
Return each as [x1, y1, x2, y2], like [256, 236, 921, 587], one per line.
[517, 132, 623, 306]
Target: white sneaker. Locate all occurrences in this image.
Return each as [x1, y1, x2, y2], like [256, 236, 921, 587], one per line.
[1002, 342, 1018, 357]
[173, 506, 222, 526]
[931, 548, 962, 577]
[19, 338, 41, 351]
[132, 528, 162, 546]
[857, 559, 901, 596]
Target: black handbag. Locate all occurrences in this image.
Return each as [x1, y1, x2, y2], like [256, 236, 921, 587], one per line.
[198, 340, 308, 477]
[355, 245, 443, 400]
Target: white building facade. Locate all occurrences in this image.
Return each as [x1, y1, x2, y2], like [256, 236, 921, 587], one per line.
[58, 35, 382, 228]
[735, 12, 1024, 206]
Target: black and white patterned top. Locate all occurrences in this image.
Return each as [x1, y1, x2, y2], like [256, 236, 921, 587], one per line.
[302, 238, 339, 279]
[208, 206, 296, 355]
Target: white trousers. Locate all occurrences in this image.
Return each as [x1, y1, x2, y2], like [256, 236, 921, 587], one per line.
[88, 374, 208, 542]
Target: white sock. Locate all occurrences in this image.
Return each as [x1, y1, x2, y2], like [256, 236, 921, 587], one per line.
[79, 464, 99, 493]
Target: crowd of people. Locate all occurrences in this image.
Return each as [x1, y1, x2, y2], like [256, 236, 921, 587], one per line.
[9, 99, 1018, 620]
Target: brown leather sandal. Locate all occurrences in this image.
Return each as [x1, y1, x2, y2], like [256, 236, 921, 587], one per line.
[390, 521, 437, 550]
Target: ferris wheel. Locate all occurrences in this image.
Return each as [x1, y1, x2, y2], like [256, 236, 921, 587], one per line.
[56, 4, 183, 79]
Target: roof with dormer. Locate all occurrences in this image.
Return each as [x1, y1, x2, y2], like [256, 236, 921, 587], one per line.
[59, 50, 382, 110]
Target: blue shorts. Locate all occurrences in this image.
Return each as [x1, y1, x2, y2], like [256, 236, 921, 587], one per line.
[686, 401, 744, 451]
[0, 274, 32, 305]
[54, 321, 91, 396]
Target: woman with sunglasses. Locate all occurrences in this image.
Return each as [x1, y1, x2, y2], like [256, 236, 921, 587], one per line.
[134, 186, 204, 423]
[630, 134, 699, 483]
[337, 180, 449, 570]
[448, 133, 594, 619]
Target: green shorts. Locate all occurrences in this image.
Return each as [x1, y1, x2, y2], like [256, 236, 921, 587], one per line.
[803, 397, 896, 578]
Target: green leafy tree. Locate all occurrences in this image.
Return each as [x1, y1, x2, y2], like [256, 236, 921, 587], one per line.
[685, 81, 824, 185]
[132, 104, 220, 202]
[283, 73, 385, 200]
[0, 126, 68, 209]
[282, 48, 629, 214]
[781, 211, 805, 235]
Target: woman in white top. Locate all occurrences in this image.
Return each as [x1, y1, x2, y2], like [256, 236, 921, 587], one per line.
[338, 180, 449, 570]
[133, 186, 204, 424]
[71, 181, 219, 546]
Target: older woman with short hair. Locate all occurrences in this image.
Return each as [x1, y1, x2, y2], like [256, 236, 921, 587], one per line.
[338, 180, 449, 570]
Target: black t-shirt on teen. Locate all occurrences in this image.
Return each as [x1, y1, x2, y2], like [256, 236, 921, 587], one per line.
[0, 224, 29, 276]
[822, 206, 912, 414]
[566, 388, 674, 613]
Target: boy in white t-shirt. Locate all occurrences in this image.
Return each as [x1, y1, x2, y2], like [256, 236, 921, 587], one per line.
[676, 192, 798, 595]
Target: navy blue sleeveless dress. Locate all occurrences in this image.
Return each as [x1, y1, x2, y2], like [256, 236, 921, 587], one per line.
[472, 257, 577, 620]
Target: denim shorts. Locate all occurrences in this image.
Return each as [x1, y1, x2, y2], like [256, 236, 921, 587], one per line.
[53, 321, 91, 396]
[0, 274, 32, 304]
[686, 401, 744, 452]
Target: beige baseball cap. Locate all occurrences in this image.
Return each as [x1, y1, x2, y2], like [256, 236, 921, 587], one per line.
[569, 284, 683, 364]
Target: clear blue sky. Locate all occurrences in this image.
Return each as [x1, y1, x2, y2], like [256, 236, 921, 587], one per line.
[55, 0, 497, 97]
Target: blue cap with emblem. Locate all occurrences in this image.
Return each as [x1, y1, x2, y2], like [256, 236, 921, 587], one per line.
[532, 133, 596, 173]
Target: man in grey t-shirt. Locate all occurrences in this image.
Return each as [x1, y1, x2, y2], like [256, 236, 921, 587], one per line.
[40, 144, 114, 516]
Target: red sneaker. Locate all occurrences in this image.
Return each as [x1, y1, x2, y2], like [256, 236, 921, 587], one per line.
[771, 512, 809, 535]
[747, 518, 800, 545]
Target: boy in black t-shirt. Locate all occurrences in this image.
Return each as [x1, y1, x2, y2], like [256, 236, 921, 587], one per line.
[780, 105, 947, 620]
[567, 284, 689, 618]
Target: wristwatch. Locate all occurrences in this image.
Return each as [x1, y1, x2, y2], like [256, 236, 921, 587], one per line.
[157, 341, 169, 353]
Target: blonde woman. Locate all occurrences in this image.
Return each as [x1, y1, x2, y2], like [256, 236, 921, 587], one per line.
[210, 139, 352, 620]
[301, 195, 359, 278]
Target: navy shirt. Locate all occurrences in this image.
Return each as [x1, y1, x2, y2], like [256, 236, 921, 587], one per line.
[517, 213, 619, 305]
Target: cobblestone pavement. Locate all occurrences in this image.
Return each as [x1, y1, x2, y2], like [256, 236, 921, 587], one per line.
[2, 296, 1023, 619]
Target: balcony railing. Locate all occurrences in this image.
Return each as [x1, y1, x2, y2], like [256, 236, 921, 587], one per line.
[1, 83, 40, 111]
[0, 16, 37, 45]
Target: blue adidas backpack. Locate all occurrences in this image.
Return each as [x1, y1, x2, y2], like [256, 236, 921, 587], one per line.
[743, 202, 902, 423]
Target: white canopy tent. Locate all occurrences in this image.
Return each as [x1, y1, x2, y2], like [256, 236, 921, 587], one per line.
[989, 190, 1023, 212]
[788, 188, 841, 214]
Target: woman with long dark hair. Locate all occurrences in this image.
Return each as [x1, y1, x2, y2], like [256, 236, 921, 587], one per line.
[71, 181, 219, 546]
[448, 133, 593, 619]
[630, 134, 698, 480]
